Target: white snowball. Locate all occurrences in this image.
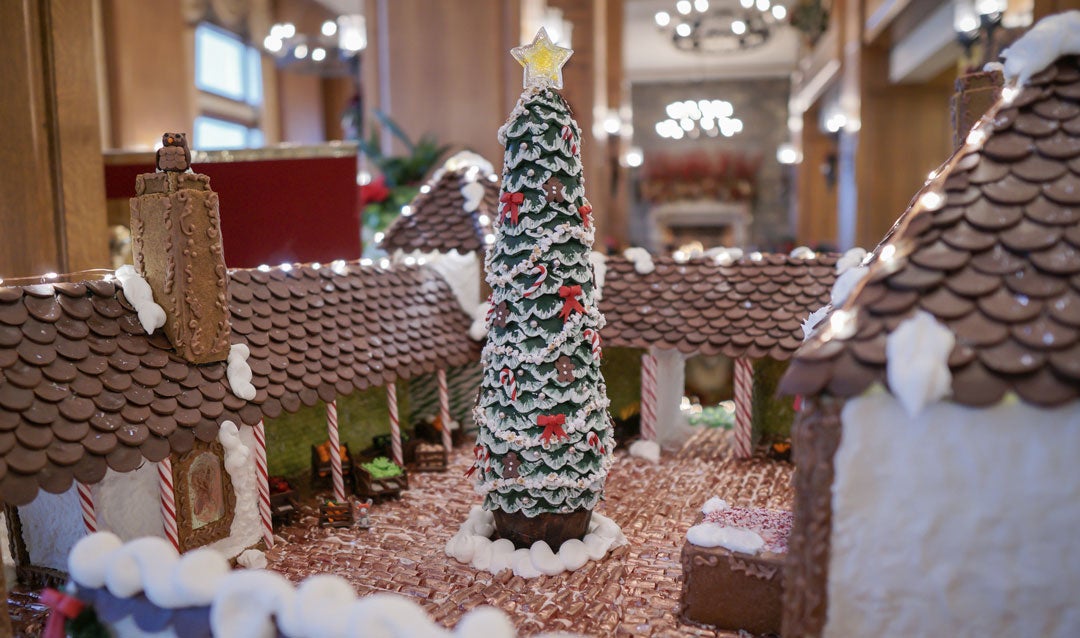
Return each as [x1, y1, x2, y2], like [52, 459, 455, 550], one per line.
[115, 265, 166, 335]
[628, 440, 660, 463]
[173, 548, 230, 605]
[886, 310, 955, 418]
[512, 548, 541, 578]
[700, 497, 729, 515]
[557, 539, 589, 571]
[211, 570, 296, 638]
[105, 537, 177, 599]
[345, 594, 447, 638]
[455, 607, 517, 638]
[529, 541, 565, 576]
[279, 574, 356, 638]
[686, 522, 765, 555]
[487, 539, 517, 574]
[236, 548, 268, 570]
[68, 532, 123, 588]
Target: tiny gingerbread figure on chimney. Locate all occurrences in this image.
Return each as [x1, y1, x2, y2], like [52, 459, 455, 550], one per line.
[130, 132, 231, 364]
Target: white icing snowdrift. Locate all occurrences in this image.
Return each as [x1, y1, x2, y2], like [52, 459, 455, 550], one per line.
[789, 246, 816, 260]
[206, 421, 262, 559]
[68, 533, 579, 638]
[446, 506, 626, 578]
[628, 439, 660, 463]
[589, 251, 606, 300]
[707, 246, 743, 267]
[827, 392, 1080, 638]
[1001, 10, 1080, 86]
[622, 247, 654, 274]
[686, 498, 765, 555]
[227, 344, 257, 401]
[886, 311, 954, 418]
[114, 265, 166, 335]
[800, 246, 869, 342]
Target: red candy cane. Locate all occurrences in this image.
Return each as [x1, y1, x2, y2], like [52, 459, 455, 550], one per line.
[499, 368, 517, 400]
[523, 264, 547, 298]
[583, 328, 602, 359]
[561, 125, 572, 140]
[587, 431, 606, 454]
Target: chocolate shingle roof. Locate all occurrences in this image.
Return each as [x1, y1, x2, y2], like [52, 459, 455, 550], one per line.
[781, 56, 1080, 407]
[380, 169, 499, 254]
[0, 263, 479, 505]
[599, 254, 838, 360]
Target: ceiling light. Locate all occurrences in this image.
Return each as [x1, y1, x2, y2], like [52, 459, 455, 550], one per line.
[655, 11, 671, 26]
[772, 5, 786, 19]
[675, 23, 692, 37]
[321, 20, 337, 36]
[311, 47, 326, 61]
[694, 0, 710, 11]
[676, 0, 692, 15]
[294, 44, 308, 59]
[732, 20, 746, 35]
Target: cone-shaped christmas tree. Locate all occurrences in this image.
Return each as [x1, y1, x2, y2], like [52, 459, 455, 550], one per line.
[469, 28, 615, 549]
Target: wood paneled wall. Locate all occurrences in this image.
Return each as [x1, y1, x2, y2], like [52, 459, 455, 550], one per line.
[0, 0, 109, 279]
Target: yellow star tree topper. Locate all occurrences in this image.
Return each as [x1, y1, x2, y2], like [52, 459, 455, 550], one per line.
[511, 27, 573, 89]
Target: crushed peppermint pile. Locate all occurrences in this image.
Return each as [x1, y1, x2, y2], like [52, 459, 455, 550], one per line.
[700, 506, 793, 555]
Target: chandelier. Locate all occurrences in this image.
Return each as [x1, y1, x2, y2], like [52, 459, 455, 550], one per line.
[655, 99, 743, 140]
[262, 15, 366, 76]
[655, 0, 788, 53]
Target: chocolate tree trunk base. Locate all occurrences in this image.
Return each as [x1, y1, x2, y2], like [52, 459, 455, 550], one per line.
[493, 508, 592, 549]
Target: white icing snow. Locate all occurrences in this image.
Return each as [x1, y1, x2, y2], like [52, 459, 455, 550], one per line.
[237, 548, 268, 569]
[700, 497, 729, 515]
[115, 265, 166, 335]
[1001, 11, 1080, 86]
[461, 181, 486, 213]
[835, 247, 867, 275]
[686, 522, 766, 555]
[445, 505, 627, 578]
[886, 311, 955, 417]
[17, 485, 86, 571]
[431, 150, 496, 184]
[71, 532, 576, 638]
[622, 247, 655, 274]
[789, 246, 816, 260]
[94, 463, 166, 542]
[227, 344, 257, 401]
[206, 421, 262, 559]
[707, 246, 744, 267]
[628, 439, 660, 463]
[801, 305, 832, 341]
[830, 266, 868, 307]
[589, 251, 606, 301]
[470, 301, 491, 340]
[827, 392, 1080, 638]
[0, 511, 14, 586]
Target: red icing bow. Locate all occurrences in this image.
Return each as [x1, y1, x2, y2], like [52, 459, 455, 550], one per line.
[578, 203, 592, 229]
[41, 588, 85, 638]
[500, 192, 525, 225]
[559, 285, 585, 321]
[538, 414, 568, 444]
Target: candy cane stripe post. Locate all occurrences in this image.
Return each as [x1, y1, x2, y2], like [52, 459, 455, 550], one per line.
[77, 482, 97, 534]
[158, 458, 179, 552]
[387, 382, 403, 466]
[437, 368, 452, 452]
[253, 419, 274, 548]
[326, 401, 346, 503]
[733, 357, 754, 459]
[640, 353, 658, 442]
[584, 328, 602, 360]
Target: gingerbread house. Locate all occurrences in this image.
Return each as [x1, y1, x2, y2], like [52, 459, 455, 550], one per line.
[598, 251, 839, 455]
[780, 25, 1080, 638]
[0, 166, 478, 601]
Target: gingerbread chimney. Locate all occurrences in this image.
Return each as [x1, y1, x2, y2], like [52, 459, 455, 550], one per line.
[949, 68, 1003, 149]
[129, 132, 231, 364]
